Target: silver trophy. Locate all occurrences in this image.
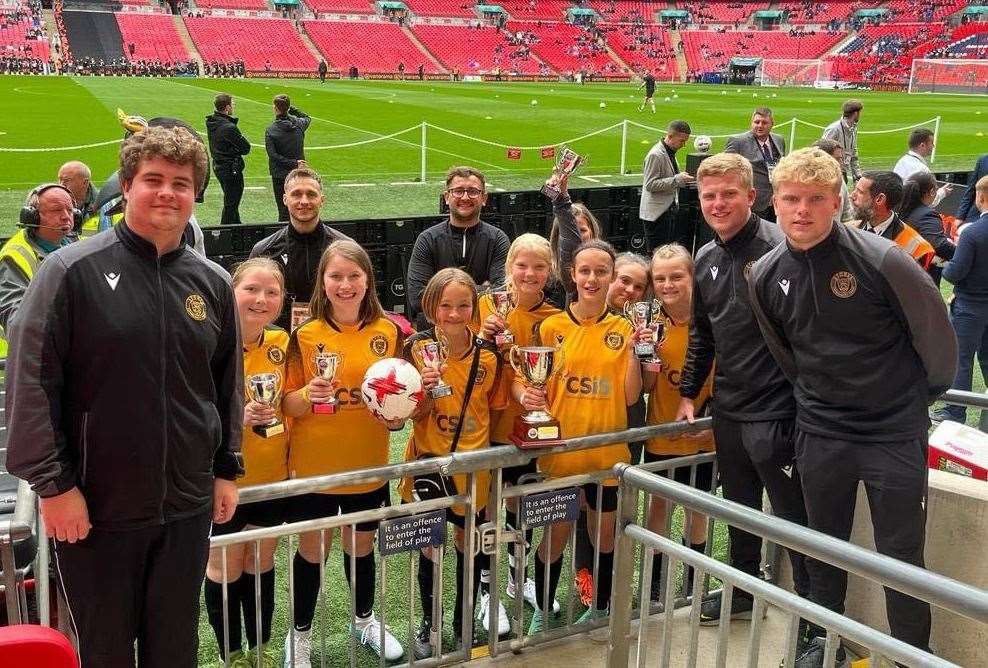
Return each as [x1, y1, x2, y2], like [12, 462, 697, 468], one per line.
[312, 351, 341, 415]
[623, 299, 666, 373]
[508, 345, 566, 448]
[415, 331, 453, 399]
[541, 146, 587, 202]
[491, 289, 516, 347]
[248, 372, 285, 438]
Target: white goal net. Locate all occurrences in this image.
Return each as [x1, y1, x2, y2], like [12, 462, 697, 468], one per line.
[756, 59, 830, 87]
[909, 58, 988, 95]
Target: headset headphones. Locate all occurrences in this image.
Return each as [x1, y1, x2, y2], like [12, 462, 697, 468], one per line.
[19, 183, 83, 229]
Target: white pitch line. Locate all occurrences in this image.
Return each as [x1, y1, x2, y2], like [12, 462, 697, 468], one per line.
[578, 175, 602, 183]
[583, 174, 613, 178]
[244, 186, 265, 191]
[390, 181, 428, 185]
[338, 182, 375, 187]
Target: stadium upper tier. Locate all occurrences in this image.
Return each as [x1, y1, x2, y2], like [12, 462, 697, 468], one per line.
[116, 13, 190, 63]
[778, 1, 883, 25]
[496, 0, 573, 21]
[412, 24, 541, 73]
[682, 29, 846, 74]
[677, 1, 766, 24]
[827, 23, 950, 84]
[304, 20, 443, 73]
[587, 1, 659, 23]
[302, 0, 377, 13]
[507, 20, 619, 75]
[403, 0, 479, 18]
[884, 0, 967, 23]
[0, 7, 50, 61]
[184, 17, 318, 72]
[193, 0, 270, 9]
[598, 22, 678, 79]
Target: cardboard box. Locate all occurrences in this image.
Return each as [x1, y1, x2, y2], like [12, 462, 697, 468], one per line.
[929, 420, 988, 480]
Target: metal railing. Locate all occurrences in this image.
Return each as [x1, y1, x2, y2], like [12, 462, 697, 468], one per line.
[607, 464, 988, 668]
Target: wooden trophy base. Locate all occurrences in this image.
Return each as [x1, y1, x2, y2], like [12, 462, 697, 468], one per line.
[312, 402, 337, 415]
[253, 422, 285, 438]
[509, 416, 563, 450]
[641, 360, 663, 373]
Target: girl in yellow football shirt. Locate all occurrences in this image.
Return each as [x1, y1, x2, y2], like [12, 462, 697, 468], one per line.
[478, 233, 561, 619]
[281, 240, 405, 663]
[642, 244, 714, 600]
[402, 268, 506, 657]
[519, 240, 643, 631]
[204, 258, 289, 667]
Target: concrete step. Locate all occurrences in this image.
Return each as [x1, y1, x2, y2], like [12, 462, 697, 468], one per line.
[173, 15, 202, 66]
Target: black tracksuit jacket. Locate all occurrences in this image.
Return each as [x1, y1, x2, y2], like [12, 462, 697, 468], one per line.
[680, 214, 796, 421]
[265, 108, 311, 179]
[205, 111, 251, 172]
[747, 223, 957, 441]
[5, 223, 243, 530]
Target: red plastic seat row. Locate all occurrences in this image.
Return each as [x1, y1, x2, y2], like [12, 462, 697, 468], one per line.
[598, 22, 678, 80]
[304, 0, 376, 12]
[184, 17, 318, 72]
[404, 0, 478, 18]
[506, 20, 620, 75]
[681, 29, 845, 73]
[304, 20, 443, 73]
[116, 13, 191, 63]
[194, 0, 270, 9]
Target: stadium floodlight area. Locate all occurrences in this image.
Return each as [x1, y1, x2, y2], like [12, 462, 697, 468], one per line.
[909, 59, 988, 95]
[756, 59, 830, 87]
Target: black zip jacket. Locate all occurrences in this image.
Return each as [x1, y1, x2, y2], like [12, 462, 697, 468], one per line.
[265, 108, 311, 179]
[249, 222, 352, 330]
[5, 223, 243, 530]
[680, 214, 795, 420]
[405, 218, 511, 329]
[747, 223, 957, 442]
[205, 111, 251, 172]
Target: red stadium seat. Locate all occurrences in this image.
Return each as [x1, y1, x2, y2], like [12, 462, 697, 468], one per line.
[506, 20, 621, 76]
[304, 20, 443, 74]
[681, 29, 845, 74]
[116, 13, 191, 63]
[404, 0, 479, 18]
[184, 17, 318, 73]
[0, 625, 77, 668]
[598, 22, 678, 80]
[498, 0, 571, 21]
[195, 0, 269, 10]
[412, 24, 542, 74]
[304, 0, 377, 13]
[0, 5, 50, 61]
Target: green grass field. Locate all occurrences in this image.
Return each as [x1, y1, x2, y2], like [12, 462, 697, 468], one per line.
[0, 75, 986, 237]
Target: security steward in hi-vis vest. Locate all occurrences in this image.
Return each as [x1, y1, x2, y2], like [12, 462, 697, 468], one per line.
[400, 329, 506, 519]
[284, 315, 403, 494]
[0, 183, 80, 357]
[533, 307, 633, 483]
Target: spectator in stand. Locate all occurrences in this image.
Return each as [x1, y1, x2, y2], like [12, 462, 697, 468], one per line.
[957, 153, 988, 225]
[725, 107, 786, 223]
[206, 93, 252, 225]
[639, 120, 694, 254]
[265, 94, 310, 222]
[893, 128, 952, 208]
[811, 138, 854, 224]
[822, 99, 863, 182]
[56, 160, 97, 224]
[898, 171, 955, 286]
[935, 175, 988, 425]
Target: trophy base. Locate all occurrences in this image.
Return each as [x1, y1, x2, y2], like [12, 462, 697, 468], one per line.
[540, 183, 564, 202]
[641, 360, 663, 373]
[509, 417, 563, 450]
[253, 422, 285, 438]
[429, 385, 453, 400]
[635, 342, 656, 359]
[495, 332, 514, 347]
[312, 402, 337, 415]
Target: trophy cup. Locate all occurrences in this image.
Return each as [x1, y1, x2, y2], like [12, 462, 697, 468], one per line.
[416, 331, 453, 399]
[623, 299, 666, 373]
[541, 146, 587, 202]
[508, 345, 566, 449]
[491, 289, 516, 347]
[312, 351, 341, 414]
[248, 372, 285, 438]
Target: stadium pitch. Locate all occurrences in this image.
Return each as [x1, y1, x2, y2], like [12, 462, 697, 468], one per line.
[0, 75, 985, 235]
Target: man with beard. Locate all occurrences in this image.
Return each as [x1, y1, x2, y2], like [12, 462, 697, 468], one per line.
[249, 167, 351, 331]
[850, 170, 935, 270]
[405, 166, 510, 329]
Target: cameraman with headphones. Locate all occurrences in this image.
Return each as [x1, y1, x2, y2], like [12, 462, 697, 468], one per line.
[0, 183, 79, 341]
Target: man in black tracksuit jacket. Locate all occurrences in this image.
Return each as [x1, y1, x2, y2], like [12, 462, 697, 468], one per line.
[265, 94, 310, 222]
[748, 147, 956, 662]
[5, 127, 243, 667]
[206, 93, 251, 225]
[249, 166, 351, 331]
[677, 152, 811, 625]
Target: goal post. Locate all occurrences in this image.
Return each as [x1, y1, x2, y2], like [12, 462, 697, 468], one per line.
[908, 58, 988, 95]
[756, 59, 829, 87]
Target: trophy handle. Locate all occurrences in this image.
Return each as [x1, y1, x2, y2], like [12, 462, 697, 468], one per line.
[549, 345, 567, 381]
[272, 369, 283, 405]
[508, 345, 524, 378]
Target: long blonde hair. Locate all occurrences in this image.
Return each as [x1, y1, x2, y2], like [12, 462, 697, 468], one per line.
[504, 233, 552, 294]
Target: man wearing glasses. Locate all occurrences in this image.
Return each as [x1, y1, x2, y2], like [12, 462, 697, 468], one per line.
[406, 166, 510, 329]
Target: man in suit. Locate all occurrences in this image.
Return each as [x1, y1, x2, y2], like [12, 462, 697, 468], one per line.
[725, 107, 785, 222]
[957, 153, 988, 224]
[639, 119, 694, 253]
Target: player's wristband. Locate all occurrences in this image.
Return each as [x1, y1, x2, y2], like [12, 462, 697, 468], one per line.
[301, 386, 312, 404]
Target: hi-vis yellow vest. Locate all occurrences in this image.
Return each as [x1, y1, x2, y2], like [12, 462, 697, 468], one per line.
[79, 211, 124, 239]
[0, 230, 42, 358]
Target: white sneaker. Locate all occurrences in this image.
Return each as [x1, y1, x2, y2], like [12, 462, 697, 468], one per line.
[283, 629, 312, 668]
[352, 612, 404, 662]
[477, 592, 510, 637]
[507, 577, 560, 614]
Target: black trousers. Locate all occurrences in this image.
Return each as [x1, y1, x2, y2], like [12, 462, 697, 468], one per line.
[215, 167, 244, 225]
[639, 206, 678, 256]
[795, 431, 931, 649]
[53, 512, 212, 667]
[272, 176, 289, 222]
[712, 414, 810, 597]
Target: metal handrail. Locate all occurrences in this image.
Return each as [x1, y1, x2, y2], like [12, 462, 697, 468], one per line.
[613, 463, 988, 624]
[942, 388, 988, 409]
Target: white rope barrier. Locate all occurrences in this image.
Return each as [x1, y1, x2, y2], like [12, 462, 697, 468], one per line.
[0, 138, 123, 152]
[792, 116, 941, 134]
[246, 123, 424, 151]
[424, 121, 625, 150]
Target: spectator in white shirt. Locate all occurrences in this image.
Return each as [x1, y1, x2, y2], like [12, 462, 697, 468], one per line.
[893, 128, 952, 208]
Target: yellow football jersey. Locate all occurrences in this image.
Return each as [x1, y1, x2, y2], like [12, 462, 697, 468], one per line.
[534, 307, 633, 483]
[645, 318, 715, 456]
[240, 327, 290, 487]
[285, 316, 403, 494]
[400, 332, 507, 514]
[478, 292, 561, 444]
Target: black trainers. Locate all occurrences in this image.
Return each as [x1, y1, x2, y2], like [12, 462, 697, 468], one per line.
[793, 636, 849, 668]
[930, 407, 960, 424]
[412, 618, 432, 660]
[698, 590, 755, 626]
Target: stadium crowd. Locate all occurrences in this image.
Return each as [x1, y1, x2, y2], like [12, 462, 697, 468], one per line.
[1, 91, 988, 668]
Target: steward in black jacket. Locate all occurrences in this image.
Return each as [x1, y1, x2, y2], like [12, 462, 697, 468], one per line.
[206, 110, 250, 172]
[5, 222, 243, 530]
[265, 106, 310, 180]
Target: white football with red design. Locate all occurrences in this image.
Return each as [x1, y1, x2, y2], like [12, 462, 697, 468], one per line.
[361, 358, 424, 422]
